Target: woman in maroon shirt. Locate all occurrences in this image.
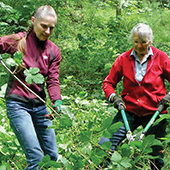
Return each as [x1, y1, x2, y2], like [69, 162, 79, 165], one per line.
[0, 5, 62, 169]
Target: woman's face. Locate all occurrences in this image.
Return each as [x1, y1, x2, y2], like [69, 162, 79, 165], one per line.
[132, 33, 151, 58]
[31, 15, 56, 41]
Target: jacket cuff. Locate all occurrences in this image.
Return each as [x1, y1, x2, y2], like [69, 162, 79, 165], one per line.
[108, 93, 116, 102]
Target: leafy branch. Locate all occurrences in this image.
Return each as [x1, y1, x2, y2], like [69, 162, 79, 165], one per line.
[24, 67, 44, 85]
[6, 51, 44, 85]
[1, 52, 60, 118]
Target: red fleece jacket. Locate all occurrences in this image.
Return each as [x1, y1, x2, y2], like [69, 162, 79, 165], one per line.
[0, 31, 62, 103]
[103, 46, 170, 117]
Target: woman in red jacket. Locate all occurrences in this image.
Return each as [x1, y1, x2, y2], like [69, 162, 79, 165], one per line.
[99, 23, 170, 169]
[0, 5, 62, 170]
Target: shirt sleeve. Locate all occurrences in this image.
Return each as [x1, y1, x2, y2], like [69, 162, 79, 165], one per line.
[162, 51, 170, 93]
[46, 46, 62, 102]
[103, 55, 123, 100]
[0, 32, 25, 54]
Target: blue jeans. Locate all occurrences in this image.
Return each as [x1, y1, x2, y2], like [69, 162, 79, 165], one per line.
[98, 111, 167, 169]
[6, 99, 58, 170]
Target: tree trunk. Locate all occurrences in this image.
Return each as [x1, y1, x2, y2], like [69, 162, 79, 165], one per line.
[116, 0, 122, 17]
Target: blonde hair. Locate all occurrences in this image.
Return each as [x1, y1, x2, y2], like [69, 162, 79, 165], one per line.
[18, 5, 57, 54]
[33, 5, 57, 22]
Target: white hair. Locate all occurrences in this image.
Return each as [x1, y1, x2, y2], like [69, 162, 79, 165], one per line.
[129, 23, 153, 43]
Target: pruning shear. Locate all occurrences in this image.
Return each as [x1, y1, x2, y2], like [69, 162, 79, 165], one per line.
[138, 104, 165, 141]
[120, 104, 135, 141]
[121, 104, 165, 142]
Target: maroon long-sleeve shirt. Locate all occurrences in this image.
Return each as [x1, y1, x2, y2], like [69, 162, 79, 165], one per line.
[0, 31, 62, 103]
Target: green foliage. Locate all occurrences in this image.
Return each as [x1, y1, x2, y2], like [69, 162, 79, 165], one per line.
[0, 2, 26, 34]
[13, 51, 23, 66]
[0, 0, 170, 169]
[0, 99, 25, 169]
[6, 51, 23, 67]
[110, 151, 132, 169]
[38, 155, 62, 169]
[4, 52, 45, 85]
[24, 67, 44, 85]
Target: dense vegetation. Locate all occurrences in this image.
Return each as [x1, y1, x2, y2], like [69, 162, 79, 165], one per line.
[0, 0, 170, 169]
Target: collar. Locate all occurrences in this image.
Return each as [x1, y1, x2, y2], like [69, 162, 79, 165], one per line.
[130, 46, 153, 62]
[29, 30, 47, 49]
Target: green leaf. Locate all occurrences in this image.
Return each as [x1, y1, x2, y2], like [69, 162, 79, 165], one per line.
[45, 161, 62, 168]
[117, 164, 125, 170]
[90, 154, 102, 166]
[80, 130, 92, 142]
[25, 74, 33, 84]
[0, 125, 6, 134]
[104, 63, 112, 70]
[13, 51, 23, 65]
[81, 144, 92, 155]
[132, 156, 142, 164]
[29, 67, 40, 75]
[41, 155, 51, 162]
[0, 83, 7, 98]
[108, 121, 123, 133]
[6, 58, 17, 67]
[103, 130, 112, 138]
[129, 141, 143, 150]
[0, 2, 13, 12]
[0, 22, 8, 27]
[152, 138, 162, 146]
[100, 141, 112, 150]
[59, 115, 72, 128]
[93, 127, 102, 132]
[120, 143, 132, 157]
[0, 165, 6, 170]
[79, 99, 90, 105]
[95, 148, 107, 158]
[24, 67, 44, 84]
[120, 157, 131, 168]
[107, 106, 117, 113]
[143, 147, 152, 154]
[32, 73, 44, 84]
[102, 116, 113, 129]
[146, 155, 159, 160]
[155, 114, 170, 125]
[79, 90, 87, 97]
[143, 135, 160, 147]
[23, 69, 30, 76]
[111, 151, 122, 162]
[102, 121, 122, 138]
[60, 157, 69, 166]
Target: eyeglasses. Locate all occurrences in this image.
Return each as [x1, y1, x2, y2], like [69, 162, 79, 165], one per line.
[133, 40, 149, 46]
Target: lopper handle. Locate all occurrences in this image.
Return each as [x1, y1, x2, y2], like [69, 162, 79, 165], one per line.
[157, 104, 165, 113]
[121, 109, 130, 132]
[143, 104, 164, 133]
[138, 104, 164, 141]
